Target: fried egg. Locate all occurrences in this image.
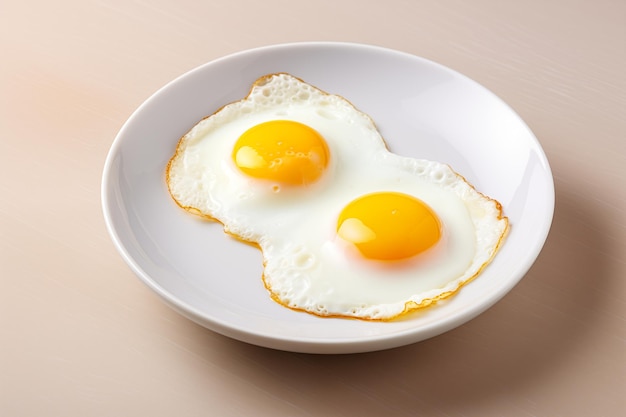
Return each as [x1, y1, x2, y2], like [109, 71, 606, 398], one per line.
[166, 73, 508, 320]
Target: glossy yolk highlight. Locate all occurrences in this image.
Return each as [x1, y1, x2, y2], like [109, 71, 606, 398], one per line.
[232, 120, 329, 186]
[337, 192, 442, 261]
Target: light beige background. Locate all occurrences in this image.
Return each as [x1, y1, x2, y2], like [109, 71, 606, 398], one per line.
[1, 0, 624, 416]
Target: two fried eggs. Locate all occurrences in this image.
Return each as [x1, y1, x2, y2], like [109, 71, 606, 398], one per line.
[166, 73, 508, 320]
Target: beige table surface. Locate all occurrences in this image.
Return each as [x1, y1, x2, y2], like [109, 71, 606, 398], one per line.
[2, 0, 625, 415]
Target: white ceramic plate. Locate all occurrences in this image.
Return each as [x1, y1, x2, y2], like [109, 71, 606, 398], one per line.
[102, 42, 554, 354]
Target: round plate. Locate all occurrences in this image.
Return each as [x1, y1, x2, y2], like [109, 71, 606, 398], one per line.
[101, 42, 554, 354]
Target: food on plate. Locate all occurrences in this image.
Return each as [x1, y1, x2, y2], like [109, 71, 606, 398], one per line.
[166, 73, 508, 320]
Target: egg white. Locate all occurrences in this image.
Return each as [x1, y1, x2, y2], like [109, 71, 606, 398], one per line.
[167, 73, 508, 320]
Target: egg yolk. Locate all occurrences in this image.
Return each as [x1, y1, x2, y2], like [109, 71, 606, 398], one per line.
[232, 120, 330, 186]
[337, 192, 442, 261]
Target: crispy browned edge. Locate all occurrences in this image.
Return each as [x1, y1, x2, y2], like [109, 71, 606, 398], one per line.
[164, 72, 510, 321]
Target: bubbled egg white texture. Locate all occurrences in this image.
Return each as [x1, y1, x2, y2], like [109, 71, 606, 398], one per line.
[166, 73, 508, 320]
